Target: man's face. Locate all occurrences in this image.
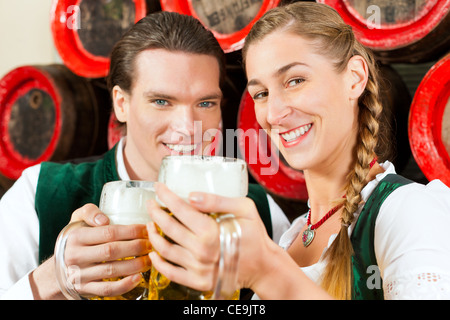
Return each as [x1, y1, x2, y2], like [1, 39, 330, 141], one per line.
[113, 49, 222, 181]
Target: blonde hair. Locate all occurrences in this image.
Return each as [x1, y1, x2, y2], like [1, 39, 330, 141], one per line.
[242, 2, 386, 299]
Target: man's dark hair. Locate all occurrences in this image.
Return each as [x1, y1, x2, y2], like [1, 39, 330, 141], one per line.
[107, 11, 225, 94]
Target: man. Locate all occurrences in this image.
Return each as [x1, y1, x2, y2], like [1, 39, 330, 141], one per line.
[0, 11, 289, 299]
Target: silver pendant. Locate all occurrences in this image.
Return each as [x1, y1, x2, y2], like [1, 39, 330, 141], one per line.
[302, 225, 315, 247]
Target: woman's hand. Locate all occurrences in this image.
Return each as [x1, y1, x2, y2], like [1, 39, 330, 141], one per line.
[147, 182, 274, 293]
[61, 204, 151, 298]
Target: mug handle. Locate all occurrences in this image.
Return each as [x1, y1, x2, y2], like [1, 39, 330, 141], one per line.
[54, 221, 88, 300]
[212, 213, 241, 300]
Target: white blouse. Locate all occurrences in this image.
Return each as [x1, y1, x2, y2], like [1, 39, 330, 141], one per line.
[276, 161, 450, 299]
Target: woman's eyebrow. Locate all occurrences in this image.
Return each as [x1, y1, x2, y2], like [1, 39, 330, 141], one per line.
[275, 62, 310, 77]
[247, 61, 310, 89]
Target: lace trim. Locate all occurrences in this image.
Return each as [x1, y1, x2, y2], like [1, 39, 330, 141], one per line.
[384, 272, 450, 300]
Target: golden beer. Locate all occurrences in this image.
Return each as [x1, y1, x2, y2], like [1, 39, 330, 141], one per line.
[150, 156, 247, 300]
[92, 180, 155, 300]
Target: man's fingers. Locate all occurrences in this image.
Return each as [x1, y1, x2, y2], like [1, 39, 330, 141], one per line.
[65, 237, 152, 266]
[75, 273, 144, 298]
[70, 203, 109, 227]
[69, 255, 151, 284]
[68, 223, 149, 245]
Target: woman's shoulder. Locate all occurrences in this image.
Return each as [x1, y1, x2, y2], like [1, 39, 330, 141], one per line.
[380, 178, 450, 217]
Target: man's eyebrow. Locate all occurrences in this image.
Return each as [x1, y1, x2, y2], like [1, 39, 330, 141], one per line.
[143, 90, 177, 100]
[247, 61, 310, 89]
[143, 90, 222, 101]
[199, 92, 223, 100]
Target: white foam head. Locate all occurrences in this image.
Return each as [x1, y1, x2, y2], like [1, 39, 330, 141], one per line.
[99, 181, 155, 225]
[158, 156, 248, 200]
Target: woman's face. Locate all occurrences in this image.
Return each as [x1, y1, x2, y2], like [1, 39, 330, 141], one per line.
[245, 30, 365, 173]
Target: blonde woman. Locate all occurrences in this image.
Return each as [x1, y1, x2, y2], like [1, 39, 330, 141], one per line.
[147, 2, 450, 299]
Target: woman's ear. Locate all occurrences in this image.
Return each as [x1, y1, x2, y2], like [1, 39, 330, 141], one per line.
[346, 55, 369, 100]
[112, 85, 130, 123]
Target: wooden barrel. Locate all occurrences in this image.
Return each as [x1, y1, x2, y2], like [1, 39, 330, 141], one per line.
[0, 65, 110, 180]
[237, 65, 412, 200]
[160, 0, 281, 53]
[317, 0, 450, 63]
[51, 0, 149, 78]
[409, 54, 450, 187]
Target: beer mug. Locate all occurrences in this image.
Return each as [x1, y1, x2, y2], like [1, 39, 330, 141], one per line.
[55, 180, 155, 300]
[150, 156, 248, 300]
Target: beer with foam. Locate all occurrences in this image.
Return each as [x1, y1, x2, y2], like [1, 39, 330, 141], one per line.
[150, 156, 247, 300]
[92, 180, 155, 300]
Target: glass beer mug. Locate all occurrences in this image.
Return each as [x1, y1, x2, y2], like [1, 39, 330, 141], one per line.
[150, 155, 248, 300]
[55, 180, 155, 300]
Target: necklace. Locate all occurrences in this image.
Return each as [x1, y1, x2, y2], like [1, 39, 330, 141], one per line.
[301, 157, 378, 247]
[302, 204, 343, 247]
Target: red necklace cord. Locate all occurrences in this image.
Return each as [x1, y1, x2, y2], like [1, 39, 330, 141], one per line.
[302, 157, 378, 246]
[369, 157, 378, 169]
[306, 203, 343, 230]
[306, 157, 378, 229]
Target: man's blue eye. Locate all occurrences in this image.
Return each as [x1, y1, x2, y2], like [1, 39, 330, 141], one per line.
[155, 99, 167, 105]
[199, 101, 212, 108]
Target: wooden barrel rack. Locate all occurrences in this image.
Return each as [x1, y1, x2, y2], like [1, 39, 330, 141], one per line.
[409, 54, 450, 187]
[160, 0, 281, 53]
[50, 0, 149, 78]
[0, 64, 110, 180]
[318, 0, 450, 64]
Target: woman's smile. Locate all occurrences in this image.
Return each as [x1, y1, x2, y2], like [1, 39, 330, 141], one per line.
[279, 123, 313, 147]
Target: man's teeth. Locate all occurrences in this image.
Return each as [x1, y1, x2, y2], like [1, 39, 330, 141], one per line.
[166, 144, 196, 153]
[281, 124, 312, 142]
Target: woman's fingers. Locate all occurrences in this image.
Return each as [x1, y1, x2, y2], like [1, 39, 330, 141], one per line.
[188, 191, 259, 221]
[147, 199, 218, 257]
[151, 183, 218, 237]
[148, 251, 214, 292]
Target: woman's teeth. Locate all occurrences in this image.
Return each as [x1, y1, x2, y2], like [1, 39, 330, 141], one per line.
[165, 143, 196, 153]
[281, 124, 312, 142]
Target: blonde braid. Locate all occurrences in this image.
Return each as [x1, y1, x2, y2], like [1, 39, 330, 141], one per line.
[321, 49, 382, 299]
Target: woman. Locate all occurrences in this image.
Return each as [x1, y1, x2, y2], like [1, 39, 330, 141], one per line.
[147, 2, 450, 299]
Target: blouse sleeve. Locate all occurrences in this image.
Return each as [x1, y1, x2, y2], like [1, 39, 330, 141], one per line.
[374, 179, 450, 299]
[0, 165, 41, 299]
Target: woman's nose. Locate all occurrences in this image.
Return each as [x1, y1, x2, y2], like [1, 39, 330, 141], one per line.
[266, 92, 292, 126]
